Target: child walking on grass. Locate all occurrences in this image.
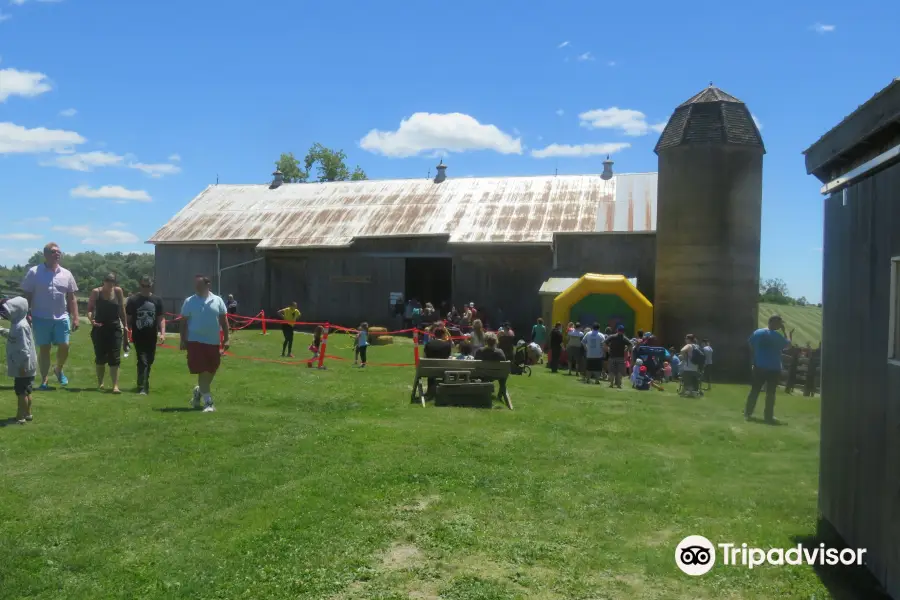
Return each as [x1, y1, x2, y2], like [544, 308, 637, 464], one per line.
[1, 297, 37, 424]
[308, 325, 324, 368]
[355, 322, 369, 367]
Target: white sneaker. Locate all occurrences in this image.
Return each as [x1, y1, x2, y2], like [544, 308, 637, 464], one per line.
[203, 400, 215, 413]
[191, 386, 201, 409]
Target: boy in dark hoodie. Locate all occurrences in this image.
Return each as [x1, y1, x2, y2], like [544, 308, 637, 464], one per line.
[1, 297, 38, 424]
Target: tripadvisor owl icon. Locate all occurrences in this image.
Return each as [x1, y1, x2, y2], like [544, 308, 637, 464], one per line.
[676, 535, 716, 576]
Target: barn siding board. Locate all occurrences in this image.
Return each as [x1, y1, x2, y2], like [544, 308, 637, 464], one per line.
[554, 233, 657, 302]
[819, 158, 900, 600]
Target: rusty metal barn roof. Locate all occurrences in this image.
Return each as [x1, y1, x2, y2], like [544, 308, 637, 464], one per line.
[148, 172, 658, 248]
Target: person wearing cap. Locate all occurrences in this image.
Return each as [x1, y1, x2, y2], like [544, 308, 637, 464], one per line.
[745, 314, 793, 423]
[126, 275, 166, 395]
[603, 324, 633, 389]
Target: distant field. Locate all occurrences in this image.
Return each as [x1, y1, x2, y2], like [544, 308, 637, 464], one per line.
[758, 303, 823, 346]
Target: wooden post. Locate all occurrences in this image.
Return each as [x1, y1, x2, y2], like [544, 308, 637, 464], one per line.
[260, 310, 267, 335]
[317, 324, 330, 369]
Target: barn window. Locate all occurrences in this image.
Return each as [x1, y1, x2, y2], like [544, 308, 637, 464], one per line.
[891, 256, 900, 363]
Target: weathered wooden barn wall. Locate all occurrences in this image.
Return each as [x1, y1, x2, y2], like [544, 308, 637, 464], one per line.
[154, 232, 657, 331]
[554, 233, 657, 302]
[818, 161, 900, 599]
[154, 244, 266, 315]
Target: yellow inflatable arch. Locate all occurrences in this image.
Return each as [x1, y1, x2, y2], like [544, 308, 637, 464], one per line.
[551, 274, 653, 337]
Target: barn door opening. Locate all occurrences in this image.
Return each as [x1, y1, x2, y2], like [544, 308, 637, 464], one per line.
[405, 258, 452, 314]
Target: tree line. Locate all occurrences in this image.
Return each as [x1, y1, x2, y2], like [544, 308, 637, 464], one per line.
[1, 251, 155, 297]
[759, 278, 820, 307]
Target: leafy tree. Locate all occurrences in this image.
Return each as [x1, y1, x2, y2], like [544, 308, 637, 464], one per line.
[304, 143, 368, 182]
[350, 166, 368, 181]
[796, 296, 808, 306]
[760, 278, 790, 298]
[1, 251, 155, 297]
[274, 152, 307, 183]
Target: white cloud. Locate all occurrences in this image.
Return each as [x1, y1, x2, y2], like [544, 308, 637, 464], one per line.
[168, 153, 181, 162]
[0, 122, 84, 154]
[359, 112, 522, 157]
[110, 221, 127, 228]
[752, 114, 763, 130]
[607, 61, 617, 67]
[129, 161, 181, 177]
[578, 107, 667, 136]
[555, 109, 565, 116]
[52, 224, 92, 237]
[576, 52, 594, 61]
[531, 142, 631, 158]
[0, 232, 40, 240]
[59, 108, 77, 117]
[812, 23, 835, 34]
[70, 185, 152, 202]
[0, 11, 11, 22]
[650, 121, 668, 133]
[0, 247, 38, 267]
[10, 0, 64, 4]
[44, 150, 124, 171]
[82, 230, 139, 245]
[557, 41, 570, 49]
[18, 216, 50, 224]
[0, 68, 52, 102]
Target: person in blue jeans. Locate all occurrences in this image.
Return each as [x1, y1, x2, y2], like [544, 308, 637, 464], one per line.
[745, 314, 793, 423]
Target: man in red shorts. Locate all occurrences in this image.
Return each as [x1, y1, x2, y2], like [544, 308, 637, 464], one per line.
[179, 275, 229, 412]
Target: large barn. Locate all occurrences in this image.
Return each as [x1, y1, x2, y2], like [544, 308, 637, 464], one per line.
[149, 84, 764, 380]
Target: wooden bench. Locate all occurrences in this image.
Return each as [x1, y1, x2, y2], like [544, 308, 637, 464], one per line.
[411, 358, 513, 410]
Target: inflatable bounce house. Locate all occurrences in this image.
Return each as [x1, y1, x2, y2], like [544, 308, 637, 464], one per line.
[543, 274, 652, 337]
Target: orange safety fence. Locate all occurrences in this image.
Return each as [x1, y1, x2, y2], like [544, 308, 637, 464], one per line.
[157, 310, 509, 369]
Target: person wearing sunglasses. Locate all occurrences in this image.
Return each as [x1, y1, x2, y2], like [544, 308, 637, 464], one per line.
[20, 242, 79, 390]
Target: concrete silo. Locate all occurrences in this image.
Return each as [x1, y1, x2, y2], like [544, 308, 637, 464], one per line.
[653, 85, 765, 381]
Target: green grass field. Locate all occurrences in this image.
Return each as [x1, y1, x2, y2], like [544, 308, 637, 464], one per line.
[0, 326, 839, 599]
[758, 303, 822, 347]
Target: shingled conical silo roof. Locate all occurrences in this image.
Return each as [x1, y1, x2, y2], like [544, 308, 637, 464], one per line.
[654, 84, 765, 153]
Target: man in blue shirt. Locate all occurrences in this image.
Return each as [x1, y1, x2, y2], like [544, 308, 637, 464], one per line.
[744, 314, 792, 423]
[180, 275, 229, 412]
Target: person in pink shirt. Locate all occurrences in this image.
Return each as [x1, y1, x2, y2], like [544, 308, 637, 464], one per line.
[20, 242, 80, 390]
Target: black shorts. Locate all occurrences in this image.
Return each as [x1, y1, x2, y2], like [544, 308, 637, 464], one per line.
[14, 376, 34, 396]
[585, 358, 604, 372]
[91, 325, 123, 367]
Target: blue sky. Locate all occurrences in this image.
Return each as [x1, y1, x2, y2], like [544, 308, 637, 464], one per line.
[1, 0, 898, 303]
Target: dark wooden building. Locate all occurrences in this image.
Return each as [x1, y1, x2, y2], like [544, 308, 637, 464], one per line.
[804, 78, 900, 599]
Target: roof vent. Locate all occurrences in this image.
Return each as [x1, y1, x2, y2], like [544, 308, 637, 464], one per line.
[270, 169, 284, 189]
[434, 160, 447, 183]
[600, 155, 614, 180]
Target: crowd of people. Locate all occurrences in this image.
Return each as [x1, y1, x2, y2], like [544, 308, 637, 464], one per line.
[0, 242, 222, 423]
[1, 243, 814, 426]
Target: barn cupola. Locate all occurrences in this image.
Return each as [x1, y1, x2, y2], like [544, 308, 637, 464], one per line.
[270, 170, 284, 189]
[601, 155, 614, 180]
[434, 160, 447, 183]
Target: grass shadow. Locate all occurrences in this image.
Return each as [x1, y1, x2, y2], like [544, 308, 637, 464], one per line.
[0, 417, 24, 428]
[746, 416, 787, 426]
[154, 407, 200, 413]
[791, 523, 892, 600]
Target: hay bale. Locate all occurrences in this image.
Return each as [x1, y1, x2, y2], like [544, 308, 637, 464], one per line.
[370, 335, 394, 346]
[369, 326, 388, 333]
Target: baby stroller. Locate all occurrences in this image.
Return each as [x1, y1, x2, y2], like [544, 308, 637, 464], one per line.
[511, 342, 532, 376]
[633, 346, 669, 379]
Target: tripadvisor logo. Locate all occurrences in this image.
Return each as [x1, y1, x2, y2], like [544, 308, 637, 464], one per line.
[675, 535, 867, 576]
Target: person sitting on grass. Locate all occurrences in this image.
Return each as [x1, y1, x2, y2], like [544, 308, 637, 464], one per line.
[1, 297, 37, 425]
[634, 365, 665, 391]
